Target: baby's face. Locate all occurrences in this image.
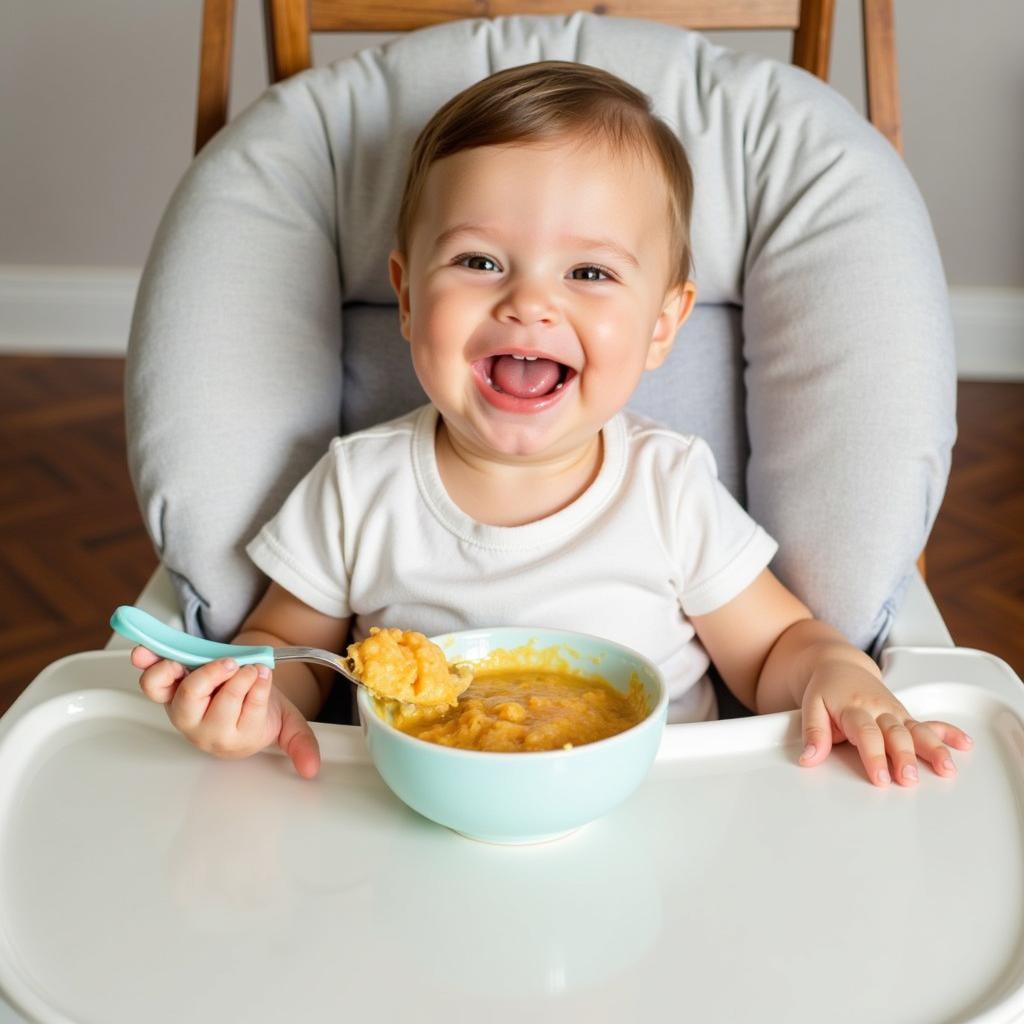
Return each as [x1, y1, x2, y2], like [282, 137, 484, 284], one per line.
[389, 136, 695, 462]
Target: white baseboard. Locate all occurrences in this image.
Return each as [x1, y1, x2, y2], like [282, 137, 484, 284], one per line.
[1, 266, 1022, 380]
[949, 287, 1024, 381]
[0, 266, 140, 357]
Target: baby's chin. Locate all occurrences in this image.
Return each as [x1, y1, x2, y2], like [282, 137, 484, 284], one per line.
[446, 412, 594, 465]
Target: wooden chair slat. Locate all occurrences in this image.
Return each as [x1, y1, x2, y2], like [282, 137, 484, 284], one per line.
[195, 0, 236, 153]
[791, 0, 834, 80]
[862, 0, 902, 153]
[264, 0, 313, 83]
[309, 0, 801, 33]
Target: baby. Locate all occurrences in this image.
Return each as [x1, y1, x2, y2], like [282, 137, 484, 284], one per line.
[133, 60, 970, 785]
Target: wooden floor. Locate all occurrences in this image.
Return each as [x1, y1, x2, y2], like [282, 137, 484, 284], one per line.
[0, 356, 1021, 716]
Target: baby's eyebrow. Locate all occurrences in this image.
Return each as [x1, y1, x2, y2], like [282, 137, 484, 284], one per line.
[433, 223, 640, 269]
[563, 234, 641, 269]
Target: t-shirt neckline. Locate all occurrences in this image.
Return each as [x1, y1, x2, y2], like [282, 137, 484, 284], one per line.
[411, 405, 627, 550]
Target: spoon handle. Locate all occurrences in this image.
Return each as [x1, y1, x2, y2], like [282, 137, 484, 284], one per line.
[110, 606, 275, 669]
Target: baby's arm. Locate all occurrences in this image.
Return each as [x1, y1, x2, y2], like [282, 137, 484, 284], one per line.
[132, 582, 350, 779]
[691, 570, 971, 786]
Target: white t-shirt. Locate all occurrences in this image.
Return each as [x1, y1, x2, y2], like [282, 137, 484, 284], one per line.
[246, 404, 778, 723]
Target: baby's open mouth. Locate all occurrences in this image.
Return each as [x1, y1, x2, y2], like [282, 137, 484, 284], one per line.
[477, 354, 575, 399]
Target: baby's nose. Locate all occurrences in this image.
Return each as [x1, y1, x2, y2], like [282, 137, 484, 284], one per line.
[495, 279, 561, 326]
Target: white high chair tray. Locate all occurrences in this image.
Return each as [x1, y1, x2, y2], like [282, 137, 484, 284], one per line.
[0, 648, 1022, 1024]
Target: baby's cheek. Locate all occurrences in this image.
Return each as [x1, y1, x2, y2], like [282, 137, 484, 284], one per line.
[580, 348, 646, 404]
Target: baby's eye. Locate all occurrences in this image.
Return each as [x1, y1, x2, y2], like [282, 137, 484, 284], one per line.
[456, 254, 501, 273]
[570, 265, 613, 282]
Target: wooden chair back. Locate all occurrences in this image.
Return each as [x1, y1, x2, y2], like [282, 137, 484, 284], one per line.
[196, 0, 901, 155]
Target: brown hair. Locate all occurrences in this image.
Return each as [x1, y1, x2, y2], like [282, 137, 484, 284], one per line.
[394, 60, 695, 286]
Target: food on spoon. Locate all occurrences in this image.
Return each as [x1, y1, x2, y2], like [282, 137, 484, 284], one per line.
[347, 627, 471, 706]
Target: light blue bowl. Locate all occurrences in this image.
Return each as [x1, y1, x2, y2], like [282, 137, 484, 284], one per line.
[356, 627, 668, 845]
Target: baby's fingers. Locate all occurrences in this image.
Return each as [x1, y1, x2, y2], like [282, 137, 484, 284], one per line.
[137, 652, 188, 704]
[169, 659, 241, 731]
[130, 645, 161, 671]
[236, 667, 273, 735]
[204, 664, 266, 733]
[907, 720, 969, 779]
[877, 713, 918, 786]
[840, 707, 891, 787]
[799, 694, 835, 767]
[917, 720, 974, 751]
[278, 701, 321, 779]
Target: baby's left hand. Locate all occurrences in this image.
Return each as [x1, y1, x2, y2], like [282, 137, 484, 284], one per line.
[798, 660, 973, 786]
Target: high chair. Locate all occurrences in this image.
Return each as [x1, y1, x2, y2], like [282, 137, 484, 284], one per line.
[122, 1, 949, 654]
[2, 5, 1022, 1023]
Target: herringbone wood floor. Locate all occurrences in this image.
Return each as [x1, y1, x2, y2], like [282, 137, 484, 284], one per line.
[0, 356, 1021, 715]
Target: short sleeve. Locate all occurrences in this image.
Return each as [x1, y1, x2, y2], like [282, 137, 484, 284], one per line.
[245, 442, 351, 619]
[675, 438, 779, 617]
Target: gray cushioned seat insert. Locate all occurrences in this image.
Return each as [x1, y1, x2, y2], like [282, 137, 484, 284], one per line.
[126, 13, 955, 652]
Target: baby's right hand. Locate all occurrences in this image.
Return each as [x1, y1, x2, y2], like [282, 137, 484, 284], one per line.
[130, 647, 321, 778]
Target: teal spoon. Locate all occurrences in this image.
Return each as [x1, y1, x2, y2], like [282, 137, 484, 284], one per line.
[109, 605, 365, 686]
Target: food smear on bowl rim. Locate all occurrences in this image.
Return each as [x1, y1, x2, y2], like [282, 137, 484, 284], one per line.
[375, 641, 649, 752]
[347, 627, 472, 706]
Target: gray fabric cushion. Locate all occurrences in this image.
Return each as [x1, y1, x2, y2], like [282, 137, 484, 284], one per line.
[126, 12, 956, 651]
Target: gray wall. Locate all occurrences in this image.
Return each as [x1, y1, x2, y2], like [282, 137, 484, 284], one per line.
[2, 0, 1022, 286]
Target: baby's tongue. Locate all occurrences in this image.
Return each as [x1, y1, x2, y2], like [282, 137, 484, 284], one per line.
[491, 355, 561, 398]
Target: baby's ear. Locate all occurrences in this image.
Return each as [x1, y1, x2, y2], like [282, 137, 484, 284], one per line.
[388, 249, 412, 341]
[645, 280, 696, 370]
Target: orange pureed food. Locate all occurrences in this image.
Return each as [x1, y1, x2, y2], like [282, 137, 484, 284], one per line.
[389, 670, 646, 752]
[382, 643, 648, 752]
[347, 627, 472, 706]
